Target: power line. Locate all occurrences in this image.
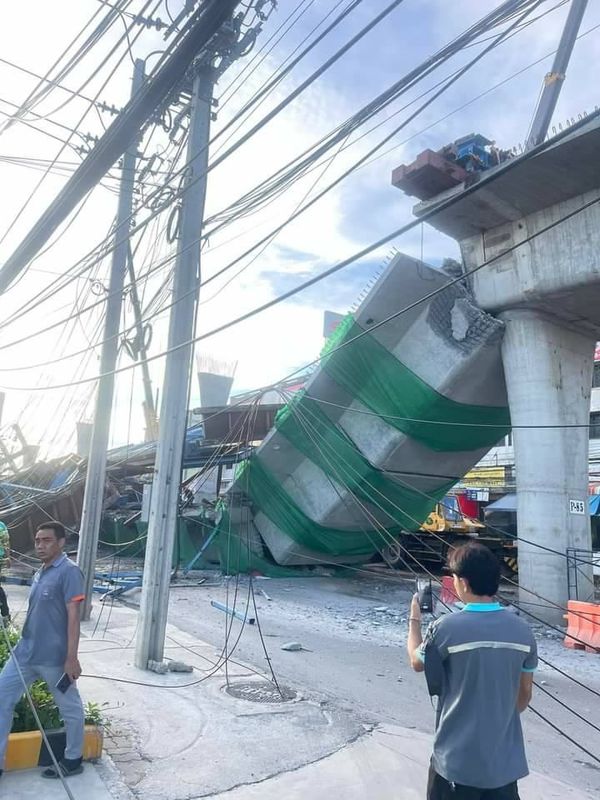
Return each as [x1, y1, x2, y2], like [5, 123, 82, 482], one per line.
[1, 0, 137, 128]
[211, 0, 366, 153]
[217, 0, 318, 110]
[0, 0, 234, 292]
[0, 0, 566, 352]
[528, 706, 600, 766]
[0, 56, 105, 109]
[1, 105, 598, 390]
[278, 393, 600, 755]
[200, 0, 553, 243]
[0, 0, 552, 328]
[0, 0, 162, 255]
[276, 395, 600, 742]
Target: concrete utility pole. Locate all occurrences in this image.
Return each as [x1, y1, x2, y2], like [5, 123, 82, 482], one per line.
[78, 59, 145, 620]
[135, 61, 215, 669]
[125, 246, 159, 441]
[526, 0, 588, 148]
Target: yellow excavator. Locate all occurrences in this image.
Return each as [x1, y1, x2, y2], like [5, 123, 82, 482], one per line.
[381, 495, 518, 575]
[420, 495, 484, 535]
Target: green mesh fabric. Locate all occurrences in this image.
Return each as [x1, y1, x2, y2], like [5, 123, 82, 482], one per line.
[321, 319, 510, 451]
[237, 458, 383, 556]
[275, 394, 454, 531]
[215, 510, 302, 576]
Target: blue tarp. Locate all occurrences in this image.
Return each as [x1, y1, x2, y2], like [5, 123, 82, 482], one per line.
[589, 495, 600, 516]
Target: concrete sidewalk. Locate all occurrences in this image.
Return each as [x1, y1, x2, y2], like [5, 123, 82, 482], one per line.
[202, 725, 592, 800]
[3, 588, 596, 800]
[0, 763, 117, 799]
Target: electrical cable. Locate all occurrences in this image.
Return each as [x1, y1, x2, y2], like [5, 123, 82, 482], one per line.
[199, 0, 553, 246]
[0, 1, 119, 131]
[2, 161, 596, 393]
[0, 0, 566, 350]
[528, 706, 600, 765]
[0, 0, 559, 334]
[277, 387, 455, 611]
[211, 4, 600, 236]
[280, 393, 600, 666]
[533, 680, 600, 735]
[0, 0, 468, 316]
[217, 0, 318, 111]
[290, 397, 600, 640]
[2, 0, 139, 126]
[211, 0, 365, 153]
[0, 0, 161, 253]
[0, 56, 105, 109]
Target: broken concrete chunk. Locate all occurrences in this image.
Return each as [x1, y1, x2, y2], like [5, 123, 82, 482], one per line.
[168, 660, 194, 673]
[147, 660, 168, 674]
[281, 641, 303, 651]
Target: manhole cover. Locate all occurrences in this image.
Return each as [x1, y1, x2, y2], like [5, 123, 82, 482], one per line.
[225, 681, 297, 703]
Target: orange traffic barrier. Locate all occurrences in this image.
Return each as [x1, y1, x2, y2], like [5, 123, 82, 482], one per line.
[438, 575, 459, 609]
[563, 600, 600, 653]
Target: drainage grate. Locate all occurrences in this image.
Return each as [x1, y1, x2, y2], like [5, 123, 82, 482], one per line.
[225, 681, 297, 703]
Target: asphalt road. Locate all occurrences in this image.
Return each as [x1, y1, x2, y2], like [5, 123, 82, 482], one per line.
[166, 570, 600, 796]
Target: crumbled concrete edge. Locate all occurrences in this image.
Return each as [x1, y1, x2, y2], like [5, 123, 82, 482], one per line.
[191, 723, 373, 799]
[93, 752, 138, 800]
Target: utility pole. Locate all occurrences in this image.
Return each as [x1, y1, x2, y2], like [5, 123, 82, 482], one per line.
[526, 0, 588, 148]
[0, 0, 238, 294]
[78, 59, 145, 620]
[125, 246, 159, 441]
[135, 59, 216, 668]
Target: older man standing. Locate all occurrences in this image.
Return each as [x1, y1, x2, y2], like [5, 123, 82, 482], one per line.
[0, 521, 86, 780]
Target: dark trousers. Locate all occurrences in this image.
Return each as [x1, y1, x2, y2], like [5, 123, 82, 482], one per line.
[0, 585, 8, 619]
[428, 766, 520, 800]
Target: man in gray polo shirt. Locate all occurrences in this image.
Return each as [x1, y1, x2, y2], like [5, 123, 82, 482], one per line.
[408, 542, 537, 799]
[0, 522, 86, 780]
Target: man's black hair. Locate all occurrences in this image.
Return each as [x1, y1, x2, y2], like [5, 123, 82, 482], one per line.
[36, 521, 66, 541]
[447, 542, 501, 597]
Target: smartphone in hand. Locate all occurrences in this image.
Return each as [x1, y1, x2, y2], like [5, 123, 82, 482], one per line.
[55, 672, 72, 694]
[416, 578, 434, 613]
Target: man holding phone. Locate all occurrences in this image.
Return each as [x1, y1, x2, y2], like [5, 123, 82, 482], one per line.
[407, 542, 537, 800]
[0, 522, 86, 780]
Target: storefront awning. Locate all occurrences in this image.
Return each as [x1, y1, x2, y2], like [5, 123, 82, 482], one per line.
[485, 493, 517, 514]
[485, 493, 600, 516]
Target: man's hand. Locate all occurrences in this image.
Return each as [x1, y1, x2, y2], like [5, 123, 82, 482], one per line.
[407, 593, 425, 672]
[410, 592, 422, 624]
[64, 657, 82, 682]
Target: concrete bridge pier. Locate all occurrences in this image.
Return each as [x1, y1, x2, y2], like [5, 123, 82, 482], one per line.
[499, 310, 595, 623]
[406, 118, 600, 624]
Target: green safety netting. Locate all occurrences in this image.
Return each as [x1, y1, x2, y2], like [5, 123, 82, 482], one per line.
[215, 510, 302, 577]
[275, 393, 454, 530]
[320, 315, 510, 452]
[235, 457, 382, 556]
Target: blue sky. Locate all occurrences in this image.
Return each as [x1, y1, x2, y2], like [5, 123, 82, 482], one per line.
[1, 0, 600, 451]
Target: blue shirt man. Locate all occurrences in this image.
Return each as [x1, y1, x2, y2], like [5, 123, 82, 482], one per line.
[408, 543, 537, 800]
[0, 522, 86, 781]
